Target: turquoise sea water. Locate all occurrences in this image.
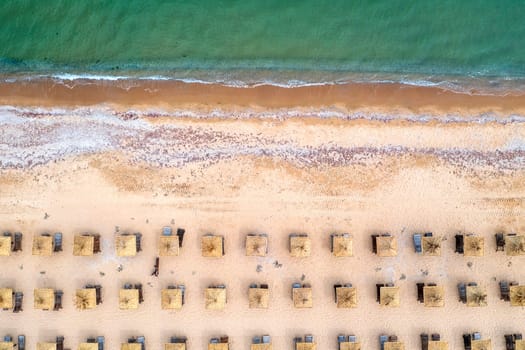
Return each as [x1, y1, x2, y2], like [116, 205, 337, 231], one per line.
[0, 1, 524, 88]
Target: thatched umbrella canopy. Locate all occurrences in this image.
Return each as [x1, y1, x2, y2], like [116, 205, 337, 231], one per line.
[161, 288, 183, 310]
[380, 286, 400, 307]
[119, 289, 139, 310]
[515, 339, 525, 350]
[292, 287, 313, 308]
[37, 343, 57, 350]
[423, 286, 445, 307]
[73, 235, 94, 256]
[376, 236, 397, 257]
[34, 288, 55, 310]
[250, 344, 272, 350]
[0, 236, 11, 256]
[332, 235, 353, 257]
[248, 287, 269, 309]
[290, 236, 311, 257]
[165, 343, 186, 350]
[336, 287, 357, 308]
[32, 235, 53, 256]
[205, 288, 227, 310]
[246, 235, 268, 257]
[295, 343, 316, 350]
[159, 236, 180, 256]
[471, 339, 491, 350]
[466, 285, 488, 307]
[208, 344, 229, 350]
[338, 343, 361, 350]
[121, 344, 141, 350]
[428, 341, 449, 350]
[201, 235, 224, 258]
[505, 235, 525, 256]
[463, 236, 484, 257]
[510, 285, 525, 306]
[78, 343, 98, 350]
[0, 288, 13, 309]
[384, 342, 404, 350]
[116, 235, 137, 257]
[0, 341, 14, 350]
[422, 236, 442, 256]
[75, 288, 96, 310]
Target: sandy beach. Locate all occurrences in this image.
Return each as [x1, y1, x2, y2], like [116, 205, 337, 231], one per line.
[1, 80, 525, 349]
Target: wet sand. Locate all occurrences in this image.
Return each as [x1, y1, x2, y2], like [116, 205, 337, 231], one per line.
[0, 80, 524, 349]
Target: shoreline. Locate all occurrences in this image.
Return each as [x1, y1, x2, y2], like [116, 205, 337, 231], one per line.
[1, 78, 525, 117]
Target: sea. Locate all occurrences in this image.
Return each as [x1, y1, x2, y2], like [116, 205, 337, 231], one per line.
[0, 0, 525, 93]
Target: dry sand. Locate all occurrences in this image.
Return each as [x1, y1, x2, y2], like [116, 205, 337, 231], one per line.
[0, 80, 525, 349]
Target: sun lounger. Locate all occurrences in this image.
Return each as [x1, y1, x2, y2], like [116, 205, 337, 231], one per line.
[210, 338, 219, 344]
[379, 335, 388, 350]
[500, 281, 510, 301]
[516, 334, 523, 340]
[13, 292, 23, 312]
[424, 232, 433, 237]
[176, 228, 185, 247]
[135, 284, 144, 303]
[496, 233, 505, 251]
[372, 235, 379, 253]
[54, 290, 63, 311]
[93, 234, 101, 253]
[56, 336, 64, 350]
[220, 336, 229, 344]
[431, 334, 440, 341]
[472, 333, 481, 341]
[13, 233, 22, 252]
[458, 283, 467, 303]
[348, 335, 356, 343]
[250, 283, 258, 289]
[413, 234, 423, 253]
[221, 236, 225, 255]
[124, 283, 133, 289]
[467, 282, 477, 287]
[253, 337, 261, 344]
[4, 336, 12, 342]
[95, 285, 102, 304]
[260, 284, 268, 289]
[463, 334, 472, 350]
[305, 335, 314, 343]
[338, 335, 346, 344]
[262, 335, 271, 344]
[87, 338, 96, 343]
[135, 233, 142, 252]
[344, 283, 353, 288]
[334, 284, 342, 302]
[427, 283, 437, 287]
[455, 234, 464, 254]
[504, 334, 514, 350]
[420, 333, 429, 350]
[388, 335, 398, 342]
[163, 227, 173, 236]
[417, 283, 425, 303]
[293, 283, 302, 289]
[53, 232, 63, 252]
[18, 335, 25, 350]
[330, 234, 335, 252]
[137, 336, 145, 350]
[151, 257, 159, 277]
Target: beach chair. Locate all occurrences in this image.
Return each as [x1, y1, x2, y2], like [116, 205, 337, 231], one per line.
[372, 234, 379, 253]
[413, 234, 423, 253]
[431, 334, 440, 341]
[379, 335, 388, 350]
[500, 281, 510, 301]
[463, 334, 472, 350]
[137, 336, 145, 350]
[93, 234, 101, 253]
[496, 233, 505, 251]
[135, 284, 144, 303]
[420, 333, 429, 350]
[416, 283, 425, 303]
[54, 290, 63, 311]
[305, 335, 314, 343]
[18, 335, 25, 350]
[53, 232, 63, 252]
[253, 337, 261, 344]
[13, 233, 22, 252]
[162, 227, 173, 236]
[135, 233, 142, 252]
[458, 283, 467, 303]
[13, 292, 23, 312]
[504, 334, 514, 350]
[56, 336, 64, 350]
[176, 228, 185, 247]
[455, 235, 464, 254]
[262, 335, 271, 344]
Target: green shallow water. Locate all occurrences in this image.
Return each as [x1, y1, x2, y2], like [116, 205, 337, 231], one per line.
[0, 0, 524, 84]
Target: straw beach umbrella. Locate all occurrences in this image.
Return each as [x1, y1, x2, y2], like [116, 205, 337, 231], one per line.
[37, 343, 57, 350]
[422, 236, 442, 256]
[248, 287, 269, 309]
[116, 234, 137, 257]
[208, 343, 229, 350]
[34, 288, 55, 310]
[471, 339, 491, 350]
[290, 235, 311, 257]
[380, 286, 400, 307]
[78, 344, 98, 350]
[0, 288, 13, 309]
[32, 235, 53, 256]
[463, 236, 484, 257]
[73, 235, 94, 256]
[423, 285, 445, 307]
[332, 234, 353, 257]
[205, 287, 227, 310]
[384, 342, 404, 350]
[509, 285, 525, 306]
[0, 236, 11, 256]
[159, 235, 180, 256]
[336, 286, 357, 308]
[165, 344, 186, 350]
[161, 288, 183, 310]
[0, 341, 14, 350]
[466, 285, 488, 307]
[338, 342, 361, 350]
[505, 235, 525, 256]
[295, 341, 316, 350]
[121, 344, 141, 350]
[376, 236, 397, 257]
[75, 288, 96, 310]
[515, 339, 525, 350]
[428, 341, 448, 350]
[246, 235, 268, 257]
[119, 289, 139, 310]
[292, 287, 313, 308]
[201, 235, 224, 257]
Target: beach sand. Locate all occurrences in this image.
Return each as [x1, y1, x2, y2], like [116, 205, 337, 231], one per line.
[0, 80, 525, 349]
